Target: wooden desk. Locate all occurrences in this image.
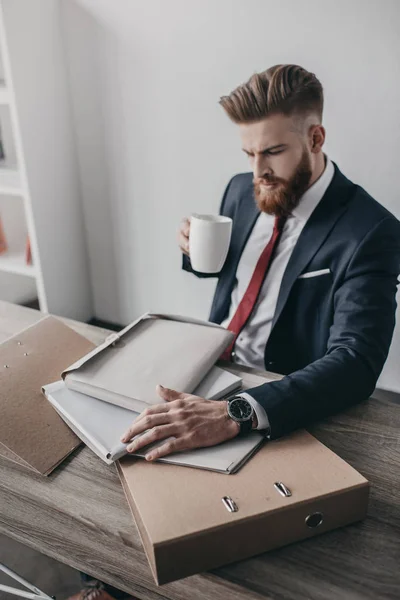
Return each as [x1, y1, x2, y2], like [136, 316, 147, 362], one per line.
[0, 301, 399, 600]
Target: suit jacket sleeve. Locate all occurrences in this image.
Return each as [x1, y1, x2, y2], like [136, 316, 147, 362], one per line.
[246, 216, 400, 439]
[182, 176, 235, 278]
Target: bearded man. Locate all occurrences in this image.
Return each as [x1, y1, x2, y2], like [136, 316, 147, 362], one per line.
[70, 62, 400, 600]
[120, 64, 400, 459]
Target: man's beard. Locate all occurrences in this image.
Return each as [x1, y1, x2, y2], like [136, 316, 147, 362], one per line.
[253, 149, 313, 218]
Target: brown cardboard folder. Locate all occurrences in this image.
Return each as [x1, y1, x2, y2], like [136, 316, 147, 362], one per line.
[117, 430, 369, 585]
[0, 316, 95, 475]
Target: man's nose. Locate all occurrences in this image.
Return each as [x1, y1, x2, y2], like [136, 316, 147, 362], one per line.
[253, 155, 272, 180]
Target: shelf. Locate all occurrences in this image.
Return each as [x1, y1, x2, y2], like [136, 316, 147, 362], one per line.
[0, 250, 36, 277]
[0, 167, 23, 195]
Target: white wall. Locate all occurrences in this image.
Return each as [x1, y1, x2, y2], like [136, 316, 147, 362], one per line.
[62, 0, 400, 391]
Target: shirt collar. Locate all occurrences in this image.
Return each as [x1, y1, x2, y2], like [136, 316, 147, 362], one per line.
[291, 155, 335, 222]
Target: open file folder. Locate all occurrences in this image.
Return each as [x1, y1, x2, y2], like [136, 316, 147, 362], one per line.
[43, 368, 265, 473]
[62, 313, 235, 412]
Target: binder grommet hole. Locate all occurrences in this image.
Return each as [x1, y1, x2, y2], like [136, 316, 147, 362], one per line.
[305, 512, 324, 528]
[24, 353, 28, 356]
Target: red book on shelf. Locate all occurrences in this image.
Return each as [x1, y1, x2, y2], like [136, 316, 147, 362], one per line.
[0, 217, 7, 255]
[25, 235, 32, 265]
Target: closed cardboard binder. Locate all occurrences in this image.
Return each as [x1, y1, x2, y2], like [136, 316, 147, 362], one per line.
[62, 313, 234, 412]
[117, 430, 369, 585]
[0, 316, 95, 475]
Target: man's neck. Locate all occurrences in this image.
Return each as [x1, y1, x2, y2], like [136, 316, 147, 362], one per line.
[308, 153, 326, 188]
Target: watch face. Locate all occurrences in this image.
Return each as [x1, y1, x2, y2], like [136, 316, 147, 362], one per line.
[229, 398, 253, 422]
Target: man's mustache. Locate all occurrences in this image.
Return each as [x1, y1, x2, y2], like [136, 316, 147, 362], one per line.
[253, 177, 283, 185]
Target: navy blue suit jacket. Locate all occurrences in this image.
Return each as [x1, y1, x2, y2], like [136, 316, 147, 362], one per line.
[182, 163, 400, 438]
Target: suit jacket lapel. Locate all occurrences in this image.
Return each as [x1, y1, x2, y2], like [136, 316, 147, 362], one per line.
[271, 163, 355, 331]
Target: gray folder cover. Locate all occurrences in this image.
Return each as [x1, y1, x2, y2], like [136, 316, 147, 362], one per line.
[43, 369, 264, 474]
[62, 313, 234, 413]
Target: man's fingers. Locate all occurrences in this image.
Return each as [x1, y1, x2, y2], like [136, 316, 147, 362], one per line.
[157, 384, 187, 402]
[178, 218, 191, 256]
[121, 388, 194, 442]
[121, 409, 170, 442]
[126, 425, 177, 453]
[133, 403, 169, 424]
[181, 217, 191, 237]
[145, 435, 192, 461]
[178, 233, 190, 255]
[179, 225, 189, 242]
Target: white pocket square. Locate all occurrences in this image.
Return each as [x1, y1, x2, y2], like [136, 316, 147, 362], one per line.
[298, 268, 331, 279]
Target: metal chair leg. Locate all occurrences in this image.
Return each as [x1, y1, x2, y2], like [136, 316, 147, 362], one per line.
[0, 562, 54, 600]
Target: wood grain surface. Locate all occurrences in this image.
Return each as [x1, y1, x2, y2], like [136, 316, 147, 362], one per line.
[0, 301, 399, 600]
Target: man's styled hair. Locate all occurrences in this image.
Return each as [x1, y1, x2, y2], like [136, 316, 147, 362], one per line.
[219, 64, 323, 124]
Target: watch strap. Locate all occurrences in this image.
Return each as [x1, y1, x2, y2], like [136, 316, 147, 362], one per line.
[238, 417, 253, 436]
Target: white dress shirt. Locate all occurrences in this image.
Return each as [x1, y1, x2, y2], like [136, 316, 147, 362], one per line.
[222, 156, 335, 430]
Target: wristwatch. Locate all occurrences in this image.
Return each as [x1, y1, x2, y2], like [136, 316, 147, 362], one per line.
[227, 396, 255, 436]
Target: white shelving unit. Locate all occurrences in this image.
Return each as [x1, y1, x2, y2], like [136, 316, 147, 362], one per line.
[0, 167, 22, 195]
[0, 0, 92, 320]
[0, 251, 36, 277]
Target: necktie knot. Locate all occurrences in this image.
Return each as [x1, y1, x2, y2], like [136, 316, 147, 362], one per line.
[274, 215, 286, 234]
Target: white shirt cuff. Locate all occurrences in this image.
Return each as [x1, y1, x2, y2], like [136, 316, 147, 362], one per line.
[240, 392, 271, 432]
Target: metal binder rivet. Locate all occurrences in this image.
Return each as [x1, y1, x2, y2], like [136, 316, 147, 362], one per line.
[3, 364, 9, 368]
[222, 496, 238, 513]
[107, 333, 124, 348]
[274, 482, 292, 497]
[17, 341, 22, 346]
[23, 352, 28, 356]
[106, 333, 118, 344]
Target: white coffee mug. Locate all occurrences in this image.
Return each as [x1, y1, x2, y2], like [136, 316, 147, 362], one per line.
[189, 214, 232, 273]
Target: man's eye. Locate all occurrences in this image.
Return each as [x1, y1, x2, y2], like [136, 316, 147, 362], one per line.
[245, 150, 283, 158]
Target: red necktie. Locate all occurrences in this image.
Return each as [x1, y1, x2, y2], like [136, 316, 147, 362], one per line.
[221, 215, 286, 361]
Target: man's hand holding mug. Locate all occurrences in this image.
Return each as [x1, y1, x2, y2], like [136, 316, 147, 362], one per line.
[178, 213, 232, 274]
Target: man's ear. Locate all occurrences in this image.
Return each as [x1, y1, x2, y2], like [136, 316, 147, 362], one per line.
[310, 124, 325, 153]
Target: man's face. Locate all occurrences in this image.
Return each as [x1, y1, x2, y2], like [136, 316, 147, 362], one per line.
[239, 113, 313, 217]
